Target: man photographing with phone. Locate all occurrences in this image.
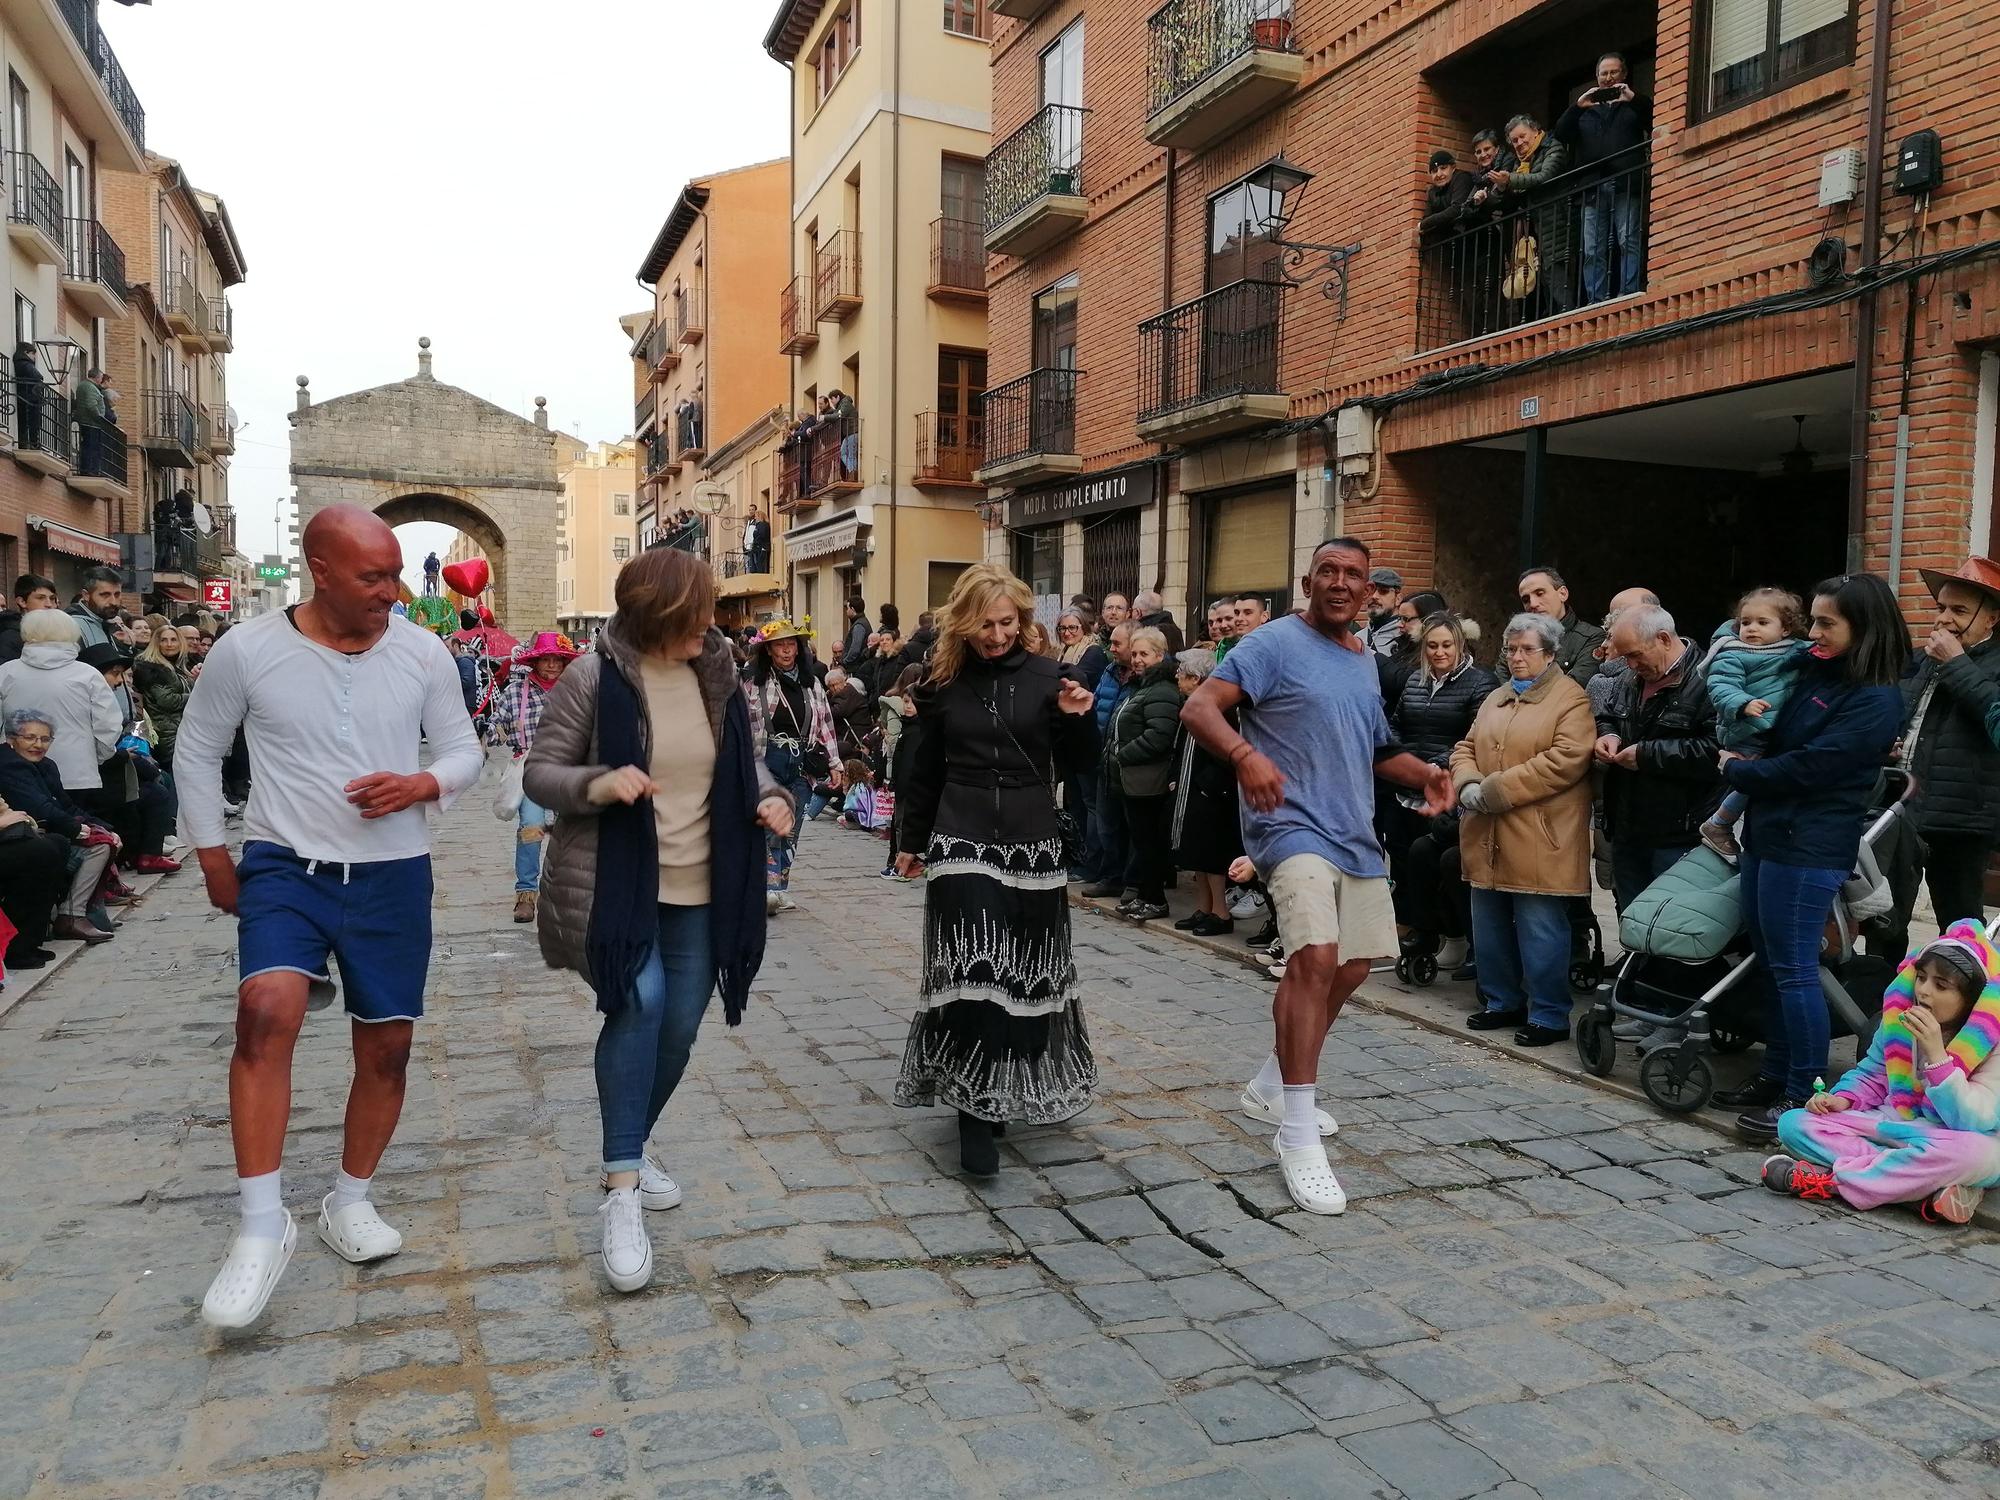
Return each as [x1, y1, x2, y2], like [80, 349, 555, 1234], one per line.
[1556, 51, 1651, 304]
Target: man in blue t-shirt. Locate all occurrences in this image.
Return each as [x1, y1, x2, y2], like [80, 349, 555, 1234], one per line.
[1183, 537, 1452, 1216]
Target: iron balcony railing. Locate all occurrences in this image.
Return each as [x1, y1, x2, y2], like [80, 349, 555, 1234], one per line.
[209, 296, 233, 347]
[207, 404, 236, 453]
[675, 402, 705, 456]
[779, 275, 817, 354]
[814, 229, 862, 320]
[1415, 142, 1651, 352]
[8, 385, 72, 465]
[722, 549, 752, 579]
[930, 216, 984, 293]
[662, 514, 707, 555]
[76, 420, 127, 486]
[642, 431, 669, 478]
[141, 388, 197, 458]
[1138, 279, 1284, 425]
[7, 152, 61, 247]
[153, 523, 200, 576]
[916, 410, 984, 484]
[674, 280, 705, 344]
[173, 272, 212, 339]
[194, 403, 215, 457]
[56, 0, 145, 149]
[986, 104, 1087, 236]
[1146, 0, 1297, 118]
[777, 414, 860, 510]
[635, 385, 659, 434]
[62, 217, 126, 301]
[981, 368, 1078, 467]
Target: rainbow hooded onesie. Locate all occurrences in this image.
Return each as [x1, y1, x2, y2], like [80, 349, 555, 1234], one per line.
[1775, 919, 2000, 1211]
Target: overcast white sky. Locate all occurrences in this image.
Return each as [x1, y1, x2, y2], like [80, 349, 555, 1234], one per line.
[99, 0, 790, 594]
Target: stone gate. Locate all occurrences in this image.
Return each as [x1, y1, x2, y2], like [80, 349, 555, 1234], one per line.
[288, 340, 561, 629]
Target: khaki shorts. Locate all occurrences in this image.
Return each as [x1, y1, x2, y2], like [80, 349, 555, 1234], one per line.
[1266, 854, 1398, 962]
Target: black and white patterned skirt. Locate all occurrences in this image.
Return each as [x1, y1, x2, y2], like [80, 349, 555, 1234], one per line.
[895, 832, 1098, 1123]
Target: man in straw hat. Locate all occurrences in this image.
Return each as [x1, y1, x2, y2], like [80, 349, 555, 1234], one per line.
[1898, 553, 2000, 938]
[495, 632, 582, 923]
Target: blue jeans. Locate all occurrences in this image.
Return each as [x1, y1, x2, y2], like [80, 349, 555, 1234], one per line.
[1611, 841, 1692, 916]
[767, 775, 810, 892]
[1067, 765, 1098, 877]
[595, 903, 713, 1172]
[516, 792, 550, 893]
[1714, 788, 1748, 825]
[1581, 179, 1643, 303]
[1090, 769, 1134, 887]
[1469, 888, 1574, 1031]
[1739, 850, 1846, 1100]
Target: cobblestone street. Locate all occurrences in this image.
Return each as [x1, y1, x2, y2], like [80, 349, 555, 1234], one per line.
[4, 776, 2000, 1499]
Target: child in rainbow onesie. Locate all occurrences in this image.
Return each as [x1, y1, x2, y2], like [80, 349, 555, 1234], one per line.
[1762, 919, 2000, 1226]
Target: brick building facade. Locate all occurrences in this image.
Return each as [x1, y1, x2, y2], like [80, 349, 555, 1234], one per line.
[982, 0, 2000, 640]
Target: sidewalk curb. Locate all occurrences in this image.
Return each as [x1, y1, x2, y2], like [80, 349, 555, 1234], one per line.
[1066, 886, 2000, 1232]
[0, 867, 171, 1028]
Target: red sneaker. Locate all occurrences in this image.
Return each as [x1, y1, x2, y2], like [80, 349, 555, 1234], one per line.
[134, 855, 181, 875]
[1920, 1185, 1983, 1226]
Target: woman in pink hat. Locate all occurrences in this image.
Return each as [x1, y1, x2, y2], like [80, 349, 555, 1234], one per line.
[494, 632, 580, 923]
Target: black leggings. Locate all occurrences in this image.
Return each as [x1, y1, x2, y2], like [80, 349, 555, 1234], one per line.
[1123, 793, 1173, 905]
[1403, 826, 1471, 940]
[77, 781, 174, 861]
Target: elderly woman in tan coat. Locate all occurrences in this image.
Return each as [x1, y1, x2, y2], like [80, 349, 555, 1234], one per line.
[1449, 611, 1596, 1048]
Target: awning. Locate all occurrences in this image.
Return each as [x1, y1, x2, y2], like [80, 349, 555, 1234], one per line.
[718, 573, 781, 600]
[155, 582, 198, 602]
[28, 517, 123, 567]
[785, 506, 872, 564]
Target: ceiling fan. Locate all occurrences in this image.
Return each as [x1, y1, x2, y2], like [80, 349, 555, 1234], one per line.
[1779, 414, 1816, 478]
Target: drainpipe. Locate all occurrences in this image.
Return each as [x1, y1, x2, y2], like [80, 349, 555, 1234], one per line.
[1845, 0, 1896, 575]
[1155, 149, 1176, 596]
[887, 0, 903, 606]
[782, 59, 799, 619]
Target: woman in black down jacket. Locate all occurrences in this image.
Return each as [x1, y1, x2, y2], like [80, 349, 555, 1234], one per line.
[1107, 627, 1183, 922]
[1389, 613, 1495, 962]
[891, 565, 1100, 1175]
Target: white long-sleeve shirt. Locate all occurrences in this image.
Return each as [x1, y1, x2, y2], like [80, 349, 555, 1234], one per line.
[176, 608, 484, 863]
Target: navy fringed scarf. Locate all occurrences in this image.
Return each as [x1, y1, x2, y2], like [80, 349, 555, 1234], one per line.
[587, 645, 768, 1025]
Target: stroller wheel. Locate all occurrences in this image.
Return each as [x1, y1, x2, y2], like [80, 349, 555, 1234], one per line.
[1576, 1012, 1616, 1077]
[1408, 953, 1439, 987]
[1639, 1045, 1715, 1114]
[1568, 960, 1601, 995]
[1710, 1026, 1753, 1055]
[1394, 955, 1412, 984]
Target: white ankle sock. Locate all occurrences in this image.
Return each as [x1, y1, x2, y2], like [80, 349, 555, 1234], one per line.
[1250, 1054, 1284, 1100]
[238, 1170, 285, 1240]
[1278, 1085, 1320, 1152]
[332, 1169, 371, 1212]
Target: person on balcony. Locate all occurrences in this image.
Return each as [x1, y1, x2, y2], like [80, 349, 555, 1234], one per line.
[72, 367, 109, 477]
[12, 343, 43, 451]
[1485, 115, 1575, 319]
[1457, 129, 1517, 336]
[1419, 150, 1477, 240]
[744, 506, 771, 576]
[820, 389, 858, 479]
[1556, 52, 1651, 304]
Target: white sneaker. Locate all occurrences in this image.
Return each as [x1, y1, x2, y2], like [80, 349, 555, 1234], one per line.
[1239, 1086, 1337, 1136]
[600, 1188, 653, 1292]
[1275, 1133, 1347, 1216]
[201, 1211, 297, 1329]
[1227, 888, 1268, 920]
[772, 892, 797, 913]
[1435, 937, 1469, 969]
[601, 1157, 683, 1211]
[316, 1193, 403, 1263]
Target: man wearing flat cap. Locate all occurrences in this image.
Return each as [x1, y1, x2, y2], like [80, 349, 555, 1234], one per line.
[1366, 568, 1405, 657]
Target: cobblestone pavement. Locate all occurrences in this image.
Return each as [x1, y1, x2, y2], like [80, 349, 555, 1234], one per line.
[5, 780, 2000, 1499]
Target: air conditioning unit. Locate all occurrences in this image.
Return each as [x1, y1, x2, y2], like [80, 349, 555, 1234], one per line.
[1333, 406, 1375, 475]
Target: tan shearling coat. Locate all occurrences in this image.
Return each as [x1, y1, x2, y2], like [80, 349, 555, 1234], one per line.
[1448, 670, 1595, 897]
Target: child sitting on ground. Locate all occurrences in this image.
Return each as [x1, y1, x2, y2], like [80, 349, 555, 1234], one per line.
[1763, 919, 2000, 1225]
[1698, 587, 1813, 860]
[838, 758, 879, 832]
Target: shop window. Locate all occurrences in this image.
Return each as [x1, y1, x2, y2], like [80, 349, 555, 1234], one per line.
[1696, 0, 1852, 120]
[1202, 487, 1294, 603]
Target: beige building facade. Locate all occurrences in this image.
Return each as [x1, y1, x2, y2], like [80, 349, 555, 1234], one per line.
[763, 0, 990, 644]
[556, 438, 638, 637]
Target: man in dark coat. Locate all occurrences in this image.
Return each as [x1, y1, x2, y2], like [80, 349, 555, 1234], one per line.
[1594, 604, 1721, 912]
[1898, 556, 2000, 936]
[1420, 150, 1477, 240]
[1556, 52, 1652, 303]
[1518, 566, 1604, 686]
[1487, 115, 1575, 317]
[1132, 591, 1185, 655]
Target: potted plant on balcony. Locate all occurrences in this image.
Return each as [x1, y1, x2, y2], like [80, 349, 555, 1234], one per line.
[1251, 1, 1292, 49]
[1048, 167, 1078, 197]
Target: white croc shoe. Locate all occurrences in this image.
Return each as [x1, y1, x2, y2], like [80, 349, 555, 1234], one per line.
[1275, 1133, 1348, 1216]
[316, 1194, 404, 1264]
[600, 1157, 684, 1211]
[1239, 1086, 1337, 1137]
[201, 1211, 297, 1329]
[600, 1188, 653, 1293]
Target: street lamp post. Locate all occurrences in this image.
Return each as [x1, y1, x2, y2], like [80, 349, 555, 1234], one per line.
[1241, 157, 1362, 319]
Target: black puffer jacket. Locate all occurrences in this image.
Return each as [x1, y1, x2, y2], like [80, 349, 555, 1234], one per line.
[1594, 639, 1723, 846]
[1900, 637, 2000, 839]
[1395, 660, 1500, 766]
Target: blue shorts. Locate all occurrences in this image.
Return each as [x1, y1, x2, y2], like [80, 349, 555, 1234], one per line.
[237, 841, 434, 1023]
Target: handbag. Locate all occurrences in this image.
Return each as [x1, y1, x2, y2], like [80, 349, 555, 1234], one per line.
[772, 681, 832, 780]
[983, 690, 1084, 868]
[492, 757, 525, 820]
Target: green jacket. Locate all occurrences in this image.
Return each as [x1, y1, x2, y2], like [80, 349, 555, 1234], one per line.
[134, 659, 192, 760]
[1107, 663, 1183, 797]
[72, 378, 106, 427]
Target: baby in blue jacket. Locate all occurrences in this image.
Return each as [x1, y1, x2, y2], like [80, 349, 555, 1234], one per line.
[1699, 587, 1813, 859]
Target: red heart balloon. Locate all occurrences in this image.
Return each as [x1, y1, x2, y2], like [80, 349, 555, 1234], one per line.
[441, 558, 489, 597]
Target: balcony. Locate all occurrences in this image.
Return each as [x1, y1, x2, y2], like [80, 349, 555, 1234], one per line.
[151, 524, 222, 582]
[208, 297, 234, 353]
[814, 230, 862, 323]
[193, 403, 216, 462]
[915, 410, 984, 489]
[986, 105, 1088, 259]
[1415, 144, 1651, 352]
[977, 369, 1080, 487]
[207, 405, 236, 456]
[660, 513, 708, 555]
[776, 415, 861, 515]
[6, 153, 62, 266]
[778, 275, 818, 356]
[639, 320, 678, 380]
[674, 281, 705, 347]
[1145, 0, 1304, 152]
[6, 386, 72, 477]
[991, 0, 1058, 16]
[70, 422, 129, 500]
[635, 385, 660, 436]
[1137, 279, 1288, 443]
[673, 400, 707, 466]
[60, 217, 126, 318]
[165, 273, 211, 346]
[641, 431, 671, 482]
[139, 388, 198, 467]
[928, 217, 986, 304]
[55, 0, 145, 153]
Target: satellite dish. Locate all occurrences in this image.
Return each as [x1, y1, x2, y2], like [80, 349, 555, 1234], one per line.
[694, 485, 729, 517]
[191, 501, 215, 536]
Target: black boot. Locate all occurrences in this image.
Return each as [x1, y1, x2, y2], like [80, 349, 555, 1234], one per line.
[957, 1111, 999, 1176]
[1714, 1075, 1785, 1109]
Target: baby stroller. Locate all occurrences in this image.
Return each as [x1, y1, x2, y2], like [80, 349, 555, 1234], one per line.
[1574, 770, 1918, 1114]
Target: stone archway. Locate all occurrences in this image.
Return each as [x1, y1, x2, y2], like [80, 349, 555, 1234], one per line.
[288, 342, 563, 629]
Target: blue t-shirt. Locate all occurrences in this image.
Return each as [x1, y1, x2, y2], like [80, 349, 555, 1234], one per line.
[1214, 613, 1392, 879]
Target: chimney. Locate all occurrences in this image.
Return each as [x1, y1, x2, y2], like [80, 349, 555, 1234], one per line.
[417, 336, 433, 380]
[534, 396, 548, 430]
